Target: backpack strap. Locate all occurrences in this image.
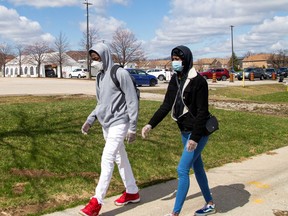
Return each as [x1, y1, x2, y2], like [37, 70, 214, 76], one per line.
[96, 72, 101, 88]
[110, 64, 122, 91]
[110, 65, 140, 100]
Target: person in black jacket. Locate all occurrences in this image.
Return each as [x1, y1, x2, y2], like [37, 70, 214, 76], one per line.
[142, 45, 216, 216]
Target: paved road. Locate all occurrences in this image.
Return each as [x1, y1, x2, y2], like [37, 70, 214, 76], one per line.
[1, 77, 286, 100]
[1, 77, 288, 216]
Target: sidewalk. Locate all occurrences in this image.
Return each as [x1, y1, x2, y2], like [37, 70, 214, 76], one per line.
[44, 146, 288, 216]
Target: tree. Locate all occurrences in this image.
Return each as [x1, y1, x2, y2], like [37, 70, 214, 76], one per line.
[24, 41, 50, 77]
[80, 27, 100, 51]
[52, 32, 70, 78]
[15, 44, 25, 76]
[0, 43, 13, 77]
[243, 51, 254, 58]
[110, 27, 145, 67]
[228, 51, 240, 71]
[268, 49, 288, 69]
[80, 27, 100, 79]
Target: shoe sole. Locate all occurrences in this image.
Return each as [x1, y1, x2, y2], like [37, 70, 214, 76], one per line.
[114, 198, 141, 206]
[79, 210, 99, 216]
[194, 209, 216, 216]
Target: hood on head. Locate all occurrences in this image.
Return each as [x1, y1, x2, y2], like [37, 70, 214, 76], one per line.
[89, 42, 114, 71]
[171, 45, 193, 74]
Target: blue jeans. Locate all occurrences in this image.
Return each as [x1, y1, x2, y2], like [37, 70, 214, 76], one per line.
[173, 132, 213, 214]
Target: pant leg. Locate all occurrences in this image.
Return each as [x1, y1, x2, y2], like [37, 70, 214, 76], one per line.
[115, 128, 139, 194]
[173, 133, 212, 214]
[192, 135, 213, 203]
[173, 132, 195, 214]
[94, 124, 128, 204]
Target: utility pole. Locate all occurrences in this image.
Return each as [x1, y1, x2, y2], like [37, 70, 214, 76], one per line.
[83, 0, 92, 79]
[230, 25, 234, 72]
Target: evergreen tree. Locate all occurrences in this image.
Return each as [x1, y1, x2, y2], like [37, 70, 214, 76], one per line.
[228, 52, 240, 71]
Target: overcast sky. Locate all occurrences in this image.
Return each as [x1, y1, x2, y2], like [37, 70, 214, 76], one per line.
[0, 0, 288, 60]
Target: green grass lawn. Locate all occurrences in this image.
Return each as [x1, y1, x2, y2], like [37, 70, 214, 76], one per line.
[0, 84, 287, 215]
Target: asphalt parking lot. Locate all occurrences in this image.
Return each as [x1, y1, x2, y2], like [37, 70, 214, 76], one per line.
[0, 77, 287, 97]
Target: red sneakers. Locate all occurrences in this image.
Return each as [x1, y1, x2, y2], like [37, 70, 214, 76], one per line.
[79, 197, 102, 216]
[114, 191, 140, 206]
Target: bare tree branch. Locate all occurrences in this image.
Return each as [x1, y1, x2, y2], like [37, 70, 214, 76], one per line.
[268, 49, 288, 69]
[0, 43, 13, 77]
[51, 32, 70, 78]
[24, 41, 51, 77]
[110, 27, 145, 67]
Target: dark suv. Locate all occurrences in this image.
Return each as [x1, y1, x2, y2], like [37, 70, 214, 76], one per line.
[277, 67, 288, 78]
[238, 67, 267, 80]
[199, 68, 230, 81]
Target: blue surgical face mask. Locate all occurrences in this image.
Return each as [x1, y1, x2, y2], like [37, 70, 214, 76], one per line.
[172, 60, 183, 72]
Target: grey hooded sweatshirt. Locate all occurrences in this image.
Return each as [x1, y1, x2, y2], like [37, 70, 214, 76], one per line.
[85, 42, 138, 132]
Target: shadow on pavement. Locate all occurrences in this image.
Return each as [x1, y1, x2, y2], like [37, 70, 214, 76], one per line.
[162, 183, 250, 214]
[101, 180, 178, 216]
[102, 181, 250, 216]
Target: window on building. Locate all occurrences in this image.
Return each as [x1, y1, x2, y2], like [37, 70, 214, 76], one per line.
[30, 66, 34, 75]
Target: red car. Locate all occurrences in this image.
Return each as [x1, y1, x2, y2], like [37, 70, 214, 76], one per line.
[199, 68, 230, 81]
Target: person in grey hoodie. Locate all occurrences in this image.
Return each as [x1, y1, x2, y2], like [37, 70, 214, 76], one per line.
[79, 42, 140, 216]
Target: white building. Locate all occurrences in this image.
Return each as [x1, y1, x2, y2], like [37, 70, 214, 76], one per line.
[4, 51, 87, 78]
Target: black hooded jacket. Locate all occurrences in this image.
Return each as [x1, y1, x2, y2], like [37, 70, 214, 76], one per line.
[148, 45, 209, 143]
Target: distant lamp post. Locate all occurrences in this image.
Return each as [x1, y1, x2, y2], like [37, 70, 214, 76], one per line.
[230, 25, 234, 72]
[83, 0, 92, 79]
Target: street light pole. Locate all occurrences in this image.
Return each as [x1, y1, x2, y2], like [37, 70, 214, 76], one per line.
[230, 25, 234, 72]
[83, 0, 92, 79]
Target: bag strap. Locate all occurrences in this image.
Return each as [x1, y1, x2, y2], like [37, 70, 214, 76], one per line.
[110, 64, 121, 91]
[96, 72, 101, 88]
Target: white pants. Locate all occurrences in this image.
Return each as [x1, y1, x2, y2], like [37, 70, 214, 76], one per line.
[94, 123, 138, 204]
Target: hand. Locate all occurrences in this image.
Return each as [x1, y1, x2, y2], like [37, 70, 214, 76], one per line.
[81, 122, 91, 135]
[141, 124, 152, 138]
[186, 140, 198, 152]
[126, 130, 136, 143]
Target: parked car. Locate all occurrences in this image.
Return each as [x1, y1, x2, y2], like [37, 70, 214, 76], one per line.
[231, 70, 242, 79]
[126, 68, 158, 86]
[199, 68, 230, 81]
[237, 67, 267, 80]
[277, 67, 288, 78]
[69, 68, 87, 78]
[45, 69, 57, 78]
[146, 68, 167, 81]
[264, 68, 277, 79]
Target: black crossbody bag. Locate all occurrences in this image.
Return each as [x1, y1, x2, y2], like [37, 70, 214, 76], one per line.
[205, 114, 219, 135]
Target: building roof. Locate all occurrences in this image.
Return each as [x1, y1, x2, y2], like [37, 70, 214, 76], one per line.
[242, 54, 271, 62]
[66, 51, 86, 62]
